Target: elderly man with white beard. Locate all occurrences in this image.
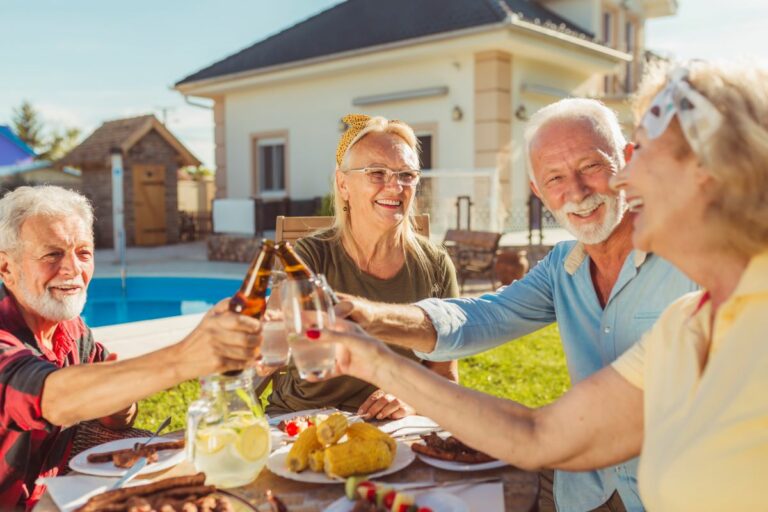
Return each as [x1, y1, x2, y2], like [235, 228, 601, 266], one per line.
[334, 98, 698, 512]
[0, 186, 265, 509]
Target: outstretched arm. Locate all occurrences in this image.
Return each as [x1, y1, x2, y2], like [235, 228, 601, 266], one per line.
[327, 325, 643, 471]
[335, 297, 438, 353]
[335, 248, 558, 360]
[40, 300, 262, 427]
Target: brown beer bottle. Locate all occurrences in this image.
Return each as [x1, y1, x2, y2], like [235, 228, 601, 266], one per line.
[275, 241, 314, 280]
[276, 241, 339, 304]
[225, 239, 276, 376]
[229, 239, 276, 317]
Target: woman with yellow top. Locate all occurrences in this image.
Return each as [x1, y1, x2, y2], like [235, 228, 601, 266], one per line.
[320, 60, 768, 510]
[266, 114, 459, 419]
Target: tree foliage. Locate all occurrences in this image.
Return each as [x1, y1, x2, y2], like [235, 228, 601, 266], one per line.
[11, 101, 44, 150]
[10, 101, 81, 161]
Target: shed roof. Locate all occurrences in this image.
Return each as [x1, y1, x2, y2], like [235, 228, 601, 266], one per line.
[59, 114, 201, 168]
[176, 0, 594, 87]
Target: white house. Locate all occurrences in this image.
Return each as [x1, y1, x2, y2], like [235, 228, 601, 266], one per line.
[175, 0, 676, 237]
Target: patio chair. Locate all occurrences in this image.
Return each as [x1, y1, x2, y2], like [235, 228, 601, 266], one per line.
[275, 213, 430, 242]
[443, 229, 502, 292]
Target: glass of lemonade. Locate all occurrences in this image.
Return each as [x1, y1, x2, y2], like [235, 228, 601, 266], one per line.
[187, 369, 271, 488]
[279, 277, 337, 379]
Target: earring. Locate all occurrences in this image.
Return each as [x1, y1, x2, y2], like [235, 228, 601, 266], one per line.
[342, 202, 350, 212]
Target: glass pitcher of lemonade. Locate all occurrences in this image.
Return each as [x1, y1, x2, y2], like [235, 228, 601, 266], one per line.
[186, 368, 271, 488]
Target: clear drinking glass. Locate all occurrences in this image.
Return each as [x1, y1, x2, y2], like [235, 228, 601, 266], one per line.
[259, 271, 290, 367]
[279, 277, 337, 379]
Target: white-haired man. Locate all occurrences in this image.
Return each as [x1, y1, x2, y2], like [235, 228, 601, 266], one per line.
[0, 186, 263, 509]
[337, 99, 698, 512]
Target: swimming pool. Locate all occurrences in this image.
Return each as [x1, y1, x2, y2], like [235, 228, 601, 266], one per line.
[82, 276, 241, 327]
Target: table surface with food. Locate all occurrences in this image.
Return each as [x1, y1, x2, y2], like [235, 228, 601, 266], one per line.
[33, 411, 539, 512]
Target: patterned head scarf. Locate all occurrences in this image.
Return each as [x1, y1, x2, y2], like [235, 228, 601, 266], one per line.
[335, 113, 407, 167]
[641, 65, 723, 161]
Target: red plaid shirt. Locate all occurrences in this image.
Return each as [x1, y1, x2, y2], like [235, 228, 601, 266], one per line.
[0, 286, 108, 510]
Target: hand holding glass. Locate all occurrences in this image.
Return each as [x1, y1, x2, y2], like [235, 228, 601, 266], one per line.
[279, 277, 337, 379]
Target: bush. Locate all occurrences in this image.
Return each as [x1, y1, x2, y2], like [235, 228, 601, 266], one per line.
[317, 193, 334, 216]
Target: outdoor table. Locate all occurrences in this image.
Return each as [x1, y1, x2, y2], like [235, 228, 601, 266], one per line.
[34, 432, 540, 512]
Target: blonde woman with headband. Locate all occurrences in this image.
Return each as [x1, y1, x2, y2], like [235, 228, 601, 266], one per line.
[265, 114, 459, 419]
[319, 61, 768, 510]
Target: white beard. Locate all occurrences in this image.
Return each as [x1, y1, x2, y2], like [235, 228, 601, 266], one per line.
[551, 192, 625, 245]
[18, 275, 87, 322]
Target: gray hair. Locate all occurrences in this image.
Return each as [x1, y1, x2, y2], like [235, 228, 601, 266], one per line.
[0, 186, 94, 254]
[634, 59, 768, 256]
[524, 98, 627, 183]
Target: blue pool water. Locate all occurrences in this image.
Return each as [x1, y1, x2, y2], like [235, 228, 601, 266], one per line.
[82, 277, 240, 327]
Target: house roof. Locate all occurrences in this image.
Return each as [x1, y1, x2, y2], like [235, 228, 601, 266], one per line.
[0, 125, 36, 166]
[59, 114, 201, 168]
[176, 0, 594, 87]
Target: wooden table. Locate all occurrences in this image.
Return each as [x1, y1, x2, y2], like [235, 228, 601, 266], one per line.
[35, 430, 539, 512]
[35, 460, 538, 512]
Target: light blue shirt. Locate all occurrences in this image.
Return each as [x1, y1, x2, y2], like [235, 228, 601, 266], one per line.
[416, 241, 698, 512]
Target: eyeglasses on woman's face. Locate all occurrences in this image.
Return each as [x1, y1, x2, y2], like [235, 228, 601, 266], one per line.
[343, 167, 421, 187]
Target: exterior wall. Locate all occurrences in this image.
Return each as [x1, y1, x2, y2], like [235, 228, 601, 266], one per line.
[223, 52, 476, 202]
[507, 58, 597, 229]
[213, 97, 227, 199]
[178, 178, 215, 212]
[125, 129, 181, 245]
[79, 164, 114, 248]
[474, 50, 512, 210]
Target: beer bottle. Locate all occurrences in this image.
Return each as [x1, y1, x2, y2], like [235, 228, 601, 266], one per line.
[230, 239, 276, 317]
[275, 241, 314, 280]
[276, 241, 339, 304]
[225, 239, 276, 376]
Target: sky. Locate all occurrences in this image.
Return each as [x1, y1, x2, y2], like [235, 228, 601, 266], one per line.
[1, 0, 766, 169]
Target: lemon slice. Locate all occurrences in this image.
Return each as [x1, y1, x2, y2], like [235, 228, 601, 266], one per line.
[196, 426, 238, 455]
[236, 424, 270, 462]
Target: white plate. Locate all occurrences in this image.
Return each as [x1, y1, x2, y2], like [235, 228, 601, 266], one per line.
[268, 408, 344, 426]
[267, 441, 415, 484]
[69, 437, 185, 477]
[324, 490, 468, 512]
[415, 452, 508, 472]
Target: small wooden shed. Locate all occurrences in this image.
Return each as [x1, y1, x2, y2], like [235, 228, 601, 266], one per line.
[59, 115, 200, 248]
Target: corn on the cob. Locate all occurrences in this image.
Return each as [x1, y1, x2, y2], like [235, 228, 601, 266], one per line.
[308, 448, 325, 472]
[316, 412, 348, 445]
[323, 439, 393, 478]
[287, 425, 322, 472]
[346, 422, 397, 455]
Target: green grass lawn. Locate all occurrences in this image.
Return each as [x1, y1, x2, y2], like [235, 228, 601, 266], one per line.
[134, 324, 570, 431]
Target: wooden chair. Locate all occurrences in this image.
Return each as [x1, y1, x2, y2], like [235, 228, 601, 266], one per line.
[275, 214, 431, 243]
[443, 229, 502, 292]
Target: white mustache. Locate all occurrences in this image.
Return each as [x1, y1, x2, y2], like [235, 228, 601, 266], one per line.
[48, 279, 85, 289]
[560, 194, 608, 214]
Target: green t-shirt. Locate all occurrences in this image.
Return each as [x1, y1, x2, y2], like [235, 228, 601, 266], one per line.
[266, 232, 459, 414]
